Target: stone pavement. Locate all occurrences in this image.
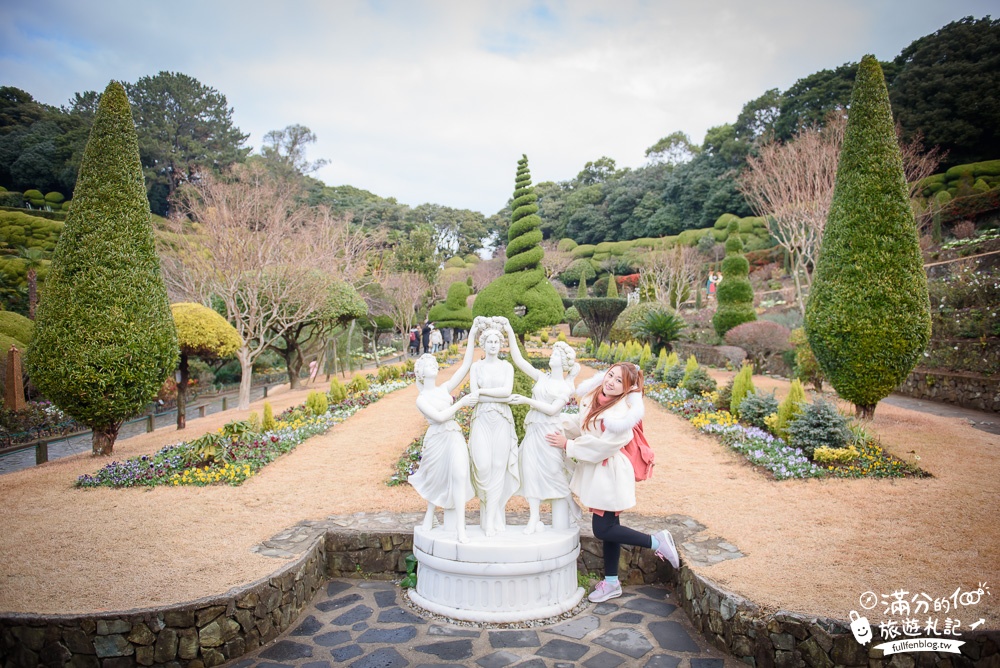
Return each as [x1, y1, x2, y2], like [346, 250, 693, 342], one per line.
[227, 577, 740, 668]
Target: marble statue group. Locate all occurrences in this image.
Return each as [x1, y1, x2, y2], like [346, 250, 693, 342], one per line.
[409, 315, 580, 540]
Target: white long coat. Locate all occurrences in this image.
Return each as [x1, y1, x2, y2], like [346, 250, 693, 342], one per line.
[561, 376, 644, 512]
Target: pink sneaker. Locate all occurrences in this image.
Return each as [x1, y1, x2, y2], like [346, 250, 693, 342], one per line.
[653, 529, 680, 569]
[588, 579, 622, 603]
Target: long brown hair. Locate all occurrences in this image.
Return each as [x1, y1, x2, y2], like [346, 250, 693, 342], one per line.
[583, 363, 644, 431]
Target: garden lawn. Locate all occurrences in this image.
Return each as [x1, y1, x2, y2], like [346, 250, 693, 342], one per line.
[0, 361, 996, 630]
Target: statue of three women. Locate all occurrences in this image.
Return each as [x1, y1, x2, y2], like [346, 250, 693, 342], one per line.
[409, 315, 580, 540]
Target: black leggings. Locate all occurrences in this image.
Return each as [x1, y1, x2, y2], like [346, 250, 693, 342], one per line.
[592, 513, 652, 577]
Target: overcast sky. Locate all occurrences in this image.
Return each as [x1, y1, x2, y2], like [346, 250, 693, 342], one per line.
[2, 1, 994, 215]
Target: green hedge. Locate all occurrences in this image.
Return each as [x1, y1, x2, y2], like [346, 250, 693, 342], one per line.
[559, 258, 597, 287]
[0, 311, 34, 346]
[557, 238, 578, 252]
[0, 206, 67, 221]
[0, 192, 24, 208]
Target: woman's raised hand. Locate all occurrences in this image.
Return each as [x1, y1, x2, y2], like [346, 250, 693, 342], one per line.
[507, 394, 526, 405]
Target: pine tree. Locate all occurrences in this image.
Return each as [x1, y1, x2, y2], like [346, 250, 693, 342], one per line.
[712, 220, 756, 337]
[805, 55, 931, 419]
[473, 155, 563, 339]
[25, 81, 177, 456]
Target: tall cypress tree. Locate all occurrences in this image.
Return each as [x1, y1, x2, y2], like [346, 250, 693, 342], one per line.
[806, 55, 930, 419]
[473, 155, 563, 338]
[712, 220, 756, 337]
[26, 81, 177, 455]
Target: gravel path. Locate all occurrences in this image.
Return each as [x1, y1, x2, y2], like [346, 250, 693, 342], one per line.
[0, 357, 996, 629]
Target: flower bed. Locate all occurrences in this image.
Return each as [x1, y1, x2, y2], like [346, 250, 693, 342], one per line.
[645, 382, 923, 481]
[76, 376, 413, 489]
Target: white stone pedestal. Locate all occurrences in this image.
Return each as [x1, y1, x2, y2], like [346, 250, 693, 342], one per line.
[408, 525, 585, 623]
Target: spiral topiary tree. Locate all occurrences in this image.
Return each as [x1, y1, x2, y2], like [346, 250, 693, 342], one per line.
[427, 281, 473, 330]
[26, 81, 178, 455]
[473, 155, 563, 338]
[712, 220, 756, 337]
[805, 55, 931, 420]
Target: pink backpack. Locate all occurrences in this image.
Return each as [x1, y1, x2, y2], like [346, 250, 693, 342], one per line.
[622, 420, 655, 481]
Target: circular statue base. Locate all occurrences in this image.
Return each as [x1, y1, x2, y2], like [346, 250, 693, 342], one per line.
[408, 524, 585, 623]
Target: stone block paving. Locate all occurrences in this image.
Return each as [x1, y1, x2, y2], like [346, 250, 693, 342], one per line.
[227, 579, 740, 668]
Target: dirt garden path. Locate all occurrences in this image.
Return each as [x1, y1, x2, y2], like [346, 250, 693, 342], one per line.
[0, 356, 997, 629]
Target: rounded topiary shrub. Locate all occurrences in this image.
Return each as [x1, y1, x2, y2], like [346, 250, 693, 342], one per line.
[571, 319, 590, 337]
[609, 301, 665, 343]
[22, 189, 43, 201]
[724, 320, 792, 371]
[560, 258, 597, 287]
[44, 192, 65, 204]
[0, 311, 34, 346]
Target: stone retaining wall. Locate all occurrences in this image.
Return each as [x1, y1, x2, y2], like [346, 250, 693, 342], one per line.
[0, 539, 326, 668]
[2, 526, 996, 668]
[896, 368, 1000, 414]
[675, 342, 747, 369]
[674, 566, 998, 668]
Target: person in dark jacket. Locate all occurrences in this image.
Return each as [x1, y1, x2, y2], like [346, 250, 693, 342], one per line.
[421, 321, 432, 354]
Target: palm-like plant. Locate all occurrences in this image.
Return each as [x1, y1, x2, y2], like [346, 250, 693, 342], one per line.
[632, 309, 687, 354]
[16, 247, 48, 319]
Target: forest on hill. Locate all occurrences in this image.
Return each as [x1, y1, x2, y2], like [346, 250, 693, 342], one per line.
[0, 15, 997, 258]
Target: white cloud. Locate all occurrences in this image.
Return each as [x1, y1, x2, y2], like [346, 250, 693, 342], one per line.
[1, 0, 994, 214]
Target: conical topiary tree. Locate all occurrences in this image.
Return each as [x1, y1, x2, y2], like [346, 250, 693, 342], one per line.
[712, 220, 756, 337]
[473, 155, 563, 338]
[25, 81, 178, 455]
[428, 281, 473, 330]
[805, 55, 931, 420]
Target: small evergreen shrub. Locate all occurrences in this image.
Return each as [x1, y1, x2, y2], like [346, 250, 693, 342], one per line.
[729, 363, 755, 415]
[347, 375, 370, 393]
[638, 343, 652, 371]
[681, 354, 698, 385]
[663, 363, 686, 388]
[571, 319, 590, 337]
[654, 348, 669, 376]
[787, 399, 852, 458]
[774, 379, 806, 439]
[738, 390, 779, 429]
[813, 445, 859, 464]
[682, 367, 717, 395]
[717, 377, 734, 412]
[330, 377, 348, 402]
[306, 390, 329, 416]
[262, 401, 276, 431]
[247, 411, 261, 432]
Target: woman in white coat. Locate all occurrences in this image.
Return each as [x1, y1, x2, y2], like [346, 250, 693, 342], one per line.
[546, 362, 680, 603]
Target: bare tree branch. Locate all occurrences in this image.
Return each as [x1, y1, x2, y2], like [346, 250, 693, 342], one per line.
[162, 162, 372, 408]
